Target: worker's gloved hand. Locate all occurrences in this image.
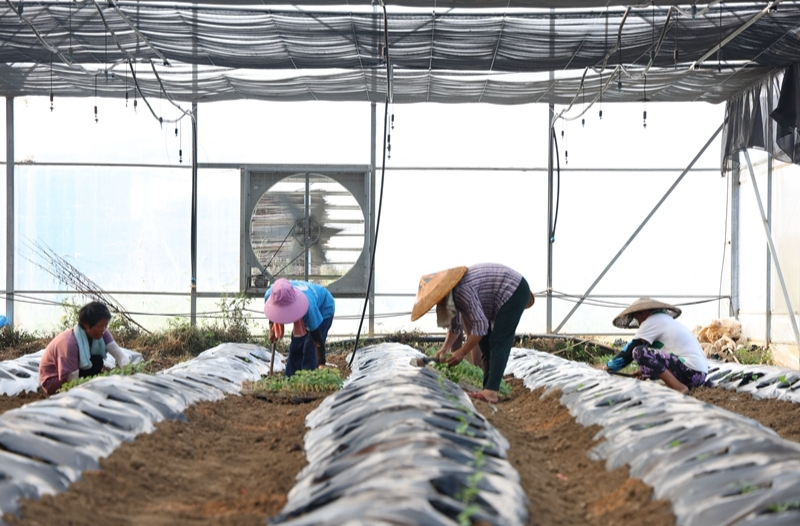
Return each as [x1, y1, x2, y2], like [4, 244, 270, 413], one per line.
[106, 341, 130, 368]
[269, 322, 285, 343]
[606, 356, 627, 372]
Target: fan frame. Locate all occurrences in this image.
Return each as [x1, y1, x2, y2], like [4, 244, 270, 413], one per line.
[240, 165, 372, 298]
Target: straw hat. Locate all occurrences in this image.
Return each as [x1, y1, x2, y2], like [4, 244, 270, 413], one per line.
[410, 266, 468, 321]
[613, 297, 682, 329]
[263, 279, 310, 324]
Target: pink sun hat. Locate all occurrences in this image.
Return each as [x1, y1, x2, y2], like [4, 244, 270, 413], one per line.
[263, 279, 309, 324]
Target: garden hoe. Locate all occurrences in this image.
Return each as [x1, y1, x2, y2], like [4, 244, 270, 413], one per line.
[269, 342, 277, 376]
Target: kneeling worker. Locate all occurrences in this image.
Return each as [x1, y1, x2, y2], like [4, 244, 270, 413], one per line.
[264, 278, 335, 377]
[39, 301, 130, 395]
[411, 263, 535, 404]
[606, 297, 708, 394]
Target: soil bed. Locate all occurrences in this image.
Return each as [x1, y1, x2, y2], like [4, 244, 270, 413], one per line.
[4, 348, 799, 526]
[0, 390, 49, 414]
[3, 392, 319, 526]
[692, 385, 800, 442]
[473, 379, 675, 526]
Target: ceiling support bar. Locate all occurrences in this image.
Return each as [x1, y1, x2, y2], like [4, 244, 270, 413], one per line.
[743, 150, 800, 366]
[690, 0, 783, 70]
[553, 121, 724, 333]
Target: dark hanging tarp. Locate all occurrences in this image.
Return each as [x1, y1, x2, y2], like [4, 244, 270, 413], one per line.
[722, 64, 800, 174]
[771, 63, 800, 164]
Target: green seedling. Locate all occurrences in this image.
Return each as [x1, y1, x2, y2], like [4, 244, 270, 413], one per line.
[455, 446, 488, 526]
[765, 501, 800, 513]
[253, 368, 343, 395]
[427, 352, 511, 398]
[58, 360, 155, 393]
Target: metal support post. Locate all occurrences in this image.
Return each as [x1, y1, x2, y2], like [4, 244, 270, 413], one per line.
[190, 102, 198, 327]
[546, 9, 555, 334]
[369, 102, 376, 336]
[546, 104, 554, 333]
[190, 16, 198, 327]
[5, 98, 14, 325]
[743, 150, 800, 365]
[554, 122, 724, 333]
[730, 164, 740, 318]
[304, 173, 310, 281]
[766, 87, 774, 344]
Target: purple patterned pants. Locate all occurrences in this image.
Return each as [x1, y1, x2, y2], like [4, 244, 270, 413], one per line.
[632, 345, 707, 389]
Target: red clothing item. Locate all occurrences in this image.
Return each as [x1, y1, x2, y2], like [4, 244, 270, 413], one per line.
[39, 328, 115, 395]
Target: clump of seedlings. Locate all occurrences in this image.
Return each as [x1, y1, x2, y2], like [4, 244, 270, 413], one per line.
[57, 360, 156, 392]
[427, 353, 511, 398]
[250, 368, 344, 397]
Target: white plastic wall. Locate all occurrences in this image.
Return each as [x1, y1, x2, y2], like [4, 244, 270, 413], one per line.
[4, 95, 787, 351]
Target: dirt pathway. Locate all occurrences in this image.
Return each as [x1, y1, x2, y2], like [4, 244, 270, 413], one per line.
[473, 379, 675, 526]
[3, 394, 319, 526]
[7, 355, 800, 526]
[692, 385, 800, 442]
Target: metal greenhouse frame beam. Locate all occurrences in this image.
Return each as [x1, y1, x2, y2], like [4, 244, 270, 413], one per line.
[552, 121, 724, 334]
[5, 97, 13, 325]
[743, 150, 800, 363]
[731, 164, 740, 318]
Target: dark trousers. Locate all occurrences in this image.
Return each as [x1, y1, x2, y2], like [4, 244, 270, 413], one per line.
[79, 355, 105, 378]
[478, 277, 530, 391]
[285, 316, 333, 377]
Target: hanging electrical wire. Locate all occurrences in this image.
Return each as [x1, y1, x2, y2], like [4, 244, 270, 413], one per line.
[550, 127, 561, 244]
[349, 1, 391, 368]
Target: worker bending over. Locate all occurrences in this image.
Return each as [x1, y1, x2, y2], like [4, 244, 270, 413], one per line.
[411, 263, 534, 404]
[264, 278, 335, 377]
[606, 297, 708, 394]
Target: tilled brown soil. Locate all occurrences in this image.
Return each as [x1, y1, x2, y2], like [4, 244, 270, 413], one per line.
[692, 385, 800, 442]
[2, 351, 799, 526]
[3, 394, 318, 526]
[474, 380, 675, 526]
[0, 390, 49, 413]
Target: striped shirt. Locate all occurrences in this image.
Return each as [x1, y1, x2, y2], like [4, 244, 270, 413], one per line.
[450, 263, 523, 336]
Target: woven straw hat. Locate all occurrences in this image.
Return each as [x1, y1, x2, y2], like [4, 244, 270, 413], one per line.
[410, 266, 468, 321]
[612, 297, 681, 329]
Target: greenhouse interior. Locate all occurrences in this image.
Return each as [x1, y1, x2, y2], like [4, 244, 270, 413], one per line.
[1, 0, 798, 364]
[1, 2, 800, 523]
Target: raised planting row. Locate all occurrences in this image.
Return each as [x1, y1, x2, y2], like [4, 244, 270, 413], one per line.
[270, 342, 527, 526]
[704, 361, 800, 402]
[0, 342, 284, 518]
[504, 348, 800, 526]
[0, 348, 144, 397]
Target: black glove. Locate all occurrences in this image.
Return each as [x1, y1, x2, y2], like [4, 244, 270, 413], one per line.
[309, 328, 326, 367]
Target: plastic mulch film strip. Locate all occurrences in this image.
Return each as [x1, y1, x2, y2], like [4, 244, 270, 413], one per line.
[270, 343, 528, 526]
[0, 347, 145, 397]
[704, 361, 800, 403]
[0, 342, 284, 519]
[504, 349, 800, 526]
